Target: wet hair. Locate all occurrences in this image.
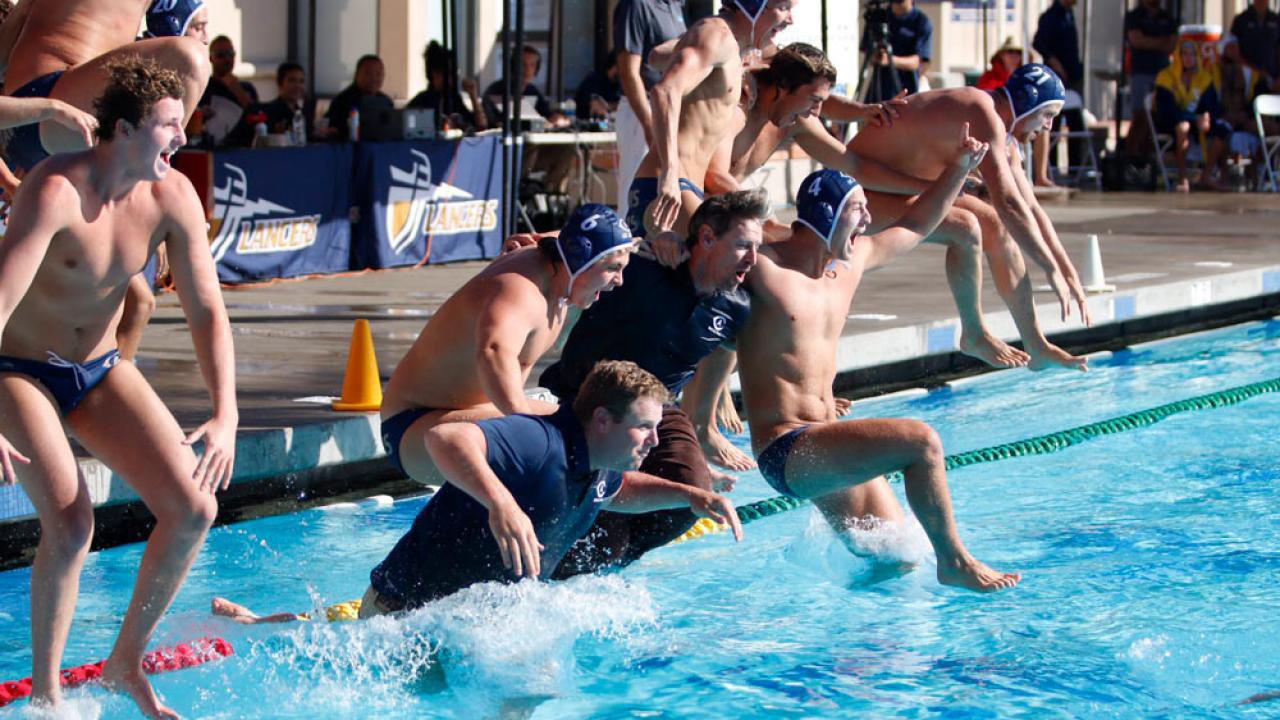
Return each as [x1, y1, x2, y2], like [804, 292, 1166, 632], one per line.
[537, 234, 564, 265]
[210, 34, 232, 48]
[685, 188, 770, 248]
[276, 61, 304, 86]
[572, 360, 670, 425]
[753, 42, 837, 93]
[93, 55, 185, 142]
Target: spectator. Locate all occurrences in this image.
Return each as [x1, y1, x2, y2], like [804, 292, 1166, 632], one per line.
[483, 46, 569, 129]
[613, 0, 686, 220]
[1123, 0, 1177, 156]
[574, 50, 622, 126]
[1154, 40, 1230, 192]
[143, 0, 210, 45]
[1218, 54, 1266, 186]
[408, 41, 487, 132]
[198, 35, 259, 147]
[1033, 0, 1087, 187]
[859, 0, 932, 101]
[324, 54, 393, 142]
[976, 36, 1023, 91]
[1225, 0, 1280, 93]
[484, 46, 579, 201]
[256, 62, 315, 145]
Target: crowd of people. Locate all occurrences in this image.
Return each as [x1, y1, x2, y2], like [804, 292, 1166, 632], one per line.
[0, 0, 1272, 717]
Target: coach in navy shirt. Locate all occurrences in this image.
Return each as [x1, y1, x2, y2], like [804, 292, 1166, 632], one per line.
[364, 361, 740, 615]
[1226, 0, 1280, 86]
[860, 0, 932, 99]
[1033, 0, 1083, 91]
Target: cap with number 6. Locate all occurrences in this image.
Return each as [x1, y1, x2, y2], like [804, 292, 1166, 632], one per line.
[555, 204, 637, 283]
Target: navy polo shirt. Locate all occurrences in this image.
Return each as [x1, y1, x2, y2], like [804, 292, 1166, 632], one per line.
[1230, 8, 1280, 78]
[1033, 1, 1083, 88]
[860, 8, 932, 96]
[369, 405, 623, 609]
[540, 254, 751, 400]
[1125, 6, 1177, 76]
[614, 0, 687, 89]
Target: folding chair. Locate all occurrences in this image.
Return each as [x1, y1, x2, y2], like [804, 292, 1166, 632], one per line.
[1048, 91, 1102, 190]
[1254, 94, 1280, 192]
[1145, 91, 1175, 191]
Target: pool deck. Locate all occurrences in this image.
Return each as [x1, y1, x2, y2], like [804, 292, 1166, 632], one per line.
[2, 191, 1279, 558]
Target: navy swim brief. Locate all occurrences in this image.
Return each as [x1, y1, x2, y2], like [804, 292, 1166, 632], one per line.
[625, 176, 704, 239]
[0, 349, 121, 415]
[756, 425, 809, 499]
[380, 407, 435, 476]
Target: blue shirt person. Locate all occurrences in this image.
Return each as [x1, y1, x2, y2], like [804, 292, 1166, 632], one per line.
[859, 0, 932, 98]
[1033, 0, 1084, 90]
[364, 361, 740, 615]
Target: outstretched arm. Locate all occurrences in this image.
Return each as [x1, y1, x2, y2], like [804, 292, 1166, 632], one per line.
[426, 422, 544, 578]
[164, 175, 238, 492]
[609, 471, 742, 540]
[0, 97, 97, 146]
[1007, 140, 1089, 324]
[821, 91, 908, 127]
[972, 108, 1074, 317]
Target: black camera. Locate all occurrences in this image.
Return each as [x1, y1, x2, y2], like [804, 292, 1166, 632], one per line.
[863, 0, 892, 45]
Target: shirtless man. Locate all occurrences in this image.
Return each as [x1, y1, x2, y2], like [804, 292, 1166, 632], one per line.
[704, 42, 1031, 371]
[848, 63, 1092, 371]
[379, 204, 634, 487]
[627, 0, 793, 247]
[1, 0, 213, 362]
[688, 141, 1020, 592]
[0, 57, 236, 718]
[0, 0, 209, 168]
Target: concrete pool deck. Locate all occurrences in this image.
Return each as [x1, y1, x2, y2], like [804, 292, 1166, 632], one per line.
[1, 191, 1278, 564]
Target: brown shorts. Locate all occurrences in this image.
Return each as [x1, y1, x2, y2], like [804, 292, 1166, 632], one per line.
[551, 404, 711, 579]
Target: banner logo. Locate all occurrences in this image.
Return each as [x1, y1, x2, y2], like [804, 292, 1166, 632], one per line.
[210, 163, 321, 259]
[385, 149, 499, 254]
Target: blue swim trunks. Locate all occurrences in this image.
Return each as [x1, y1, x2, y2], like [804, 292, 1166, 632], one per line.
[0, 349, 121, 415]
[380, 407, 435, 475]
[756, 425, 809, 498]
[625, 176, 704, 239]
[5, 71, 65, 172]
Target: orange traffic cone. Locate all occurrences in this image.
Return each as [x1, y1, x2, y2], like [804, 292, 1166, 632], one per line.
[333, 319, 383, 412]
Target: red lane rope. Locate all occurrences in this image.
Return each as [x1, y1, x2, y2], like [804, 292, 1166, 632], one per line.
[0, 636, 232, 707]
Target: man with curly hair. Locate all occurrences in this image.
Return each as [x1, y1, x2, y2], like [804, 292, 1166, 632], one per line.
[0, 56, 237, 719]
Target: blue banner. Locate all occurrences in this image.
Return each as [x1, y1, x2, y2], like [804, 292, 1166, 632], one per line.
[208, 145, 353, 283]
[352, 135, 504, 269]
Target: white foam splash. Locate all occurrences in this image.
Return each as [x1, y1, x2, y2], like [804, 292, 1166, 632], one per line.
[224, 574, 656, 716]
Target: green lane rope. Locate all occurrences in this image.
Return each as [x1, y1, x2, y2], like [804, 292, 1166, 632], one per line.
[672, 374, 1280, 543]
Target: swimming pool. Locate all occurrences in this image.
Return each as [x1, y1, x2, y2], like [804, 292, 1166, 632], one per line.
[1, 320, 1277, 718]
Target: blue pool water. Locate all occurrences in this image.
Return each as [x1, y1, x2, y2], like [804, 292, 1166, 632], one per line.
[1, 321, 1278, 718]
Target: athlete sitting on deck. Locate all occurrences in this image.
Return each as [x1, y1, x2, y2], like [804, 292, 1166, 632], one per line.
[213, 361, 741, 622]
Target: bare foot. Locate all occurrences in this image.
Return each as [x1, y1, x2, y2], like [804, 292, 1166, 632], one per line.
[708, 467, 737, 493]
[706, 432, 756, 471]
[936, 554, 1021, 593]
[101, 657, 180, 719]
[833, 397, 853, 417]
[211, 597, 300, 625]
[1026, 343, 1088, 372]
[715, 389, 744, 435]
[1175, 177, 1191, 193]
[959, 332, 1030, 369]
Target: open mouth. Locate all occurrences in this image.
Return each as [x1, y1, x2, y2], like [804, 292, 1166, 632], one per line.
[160, 151, 172, 166]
